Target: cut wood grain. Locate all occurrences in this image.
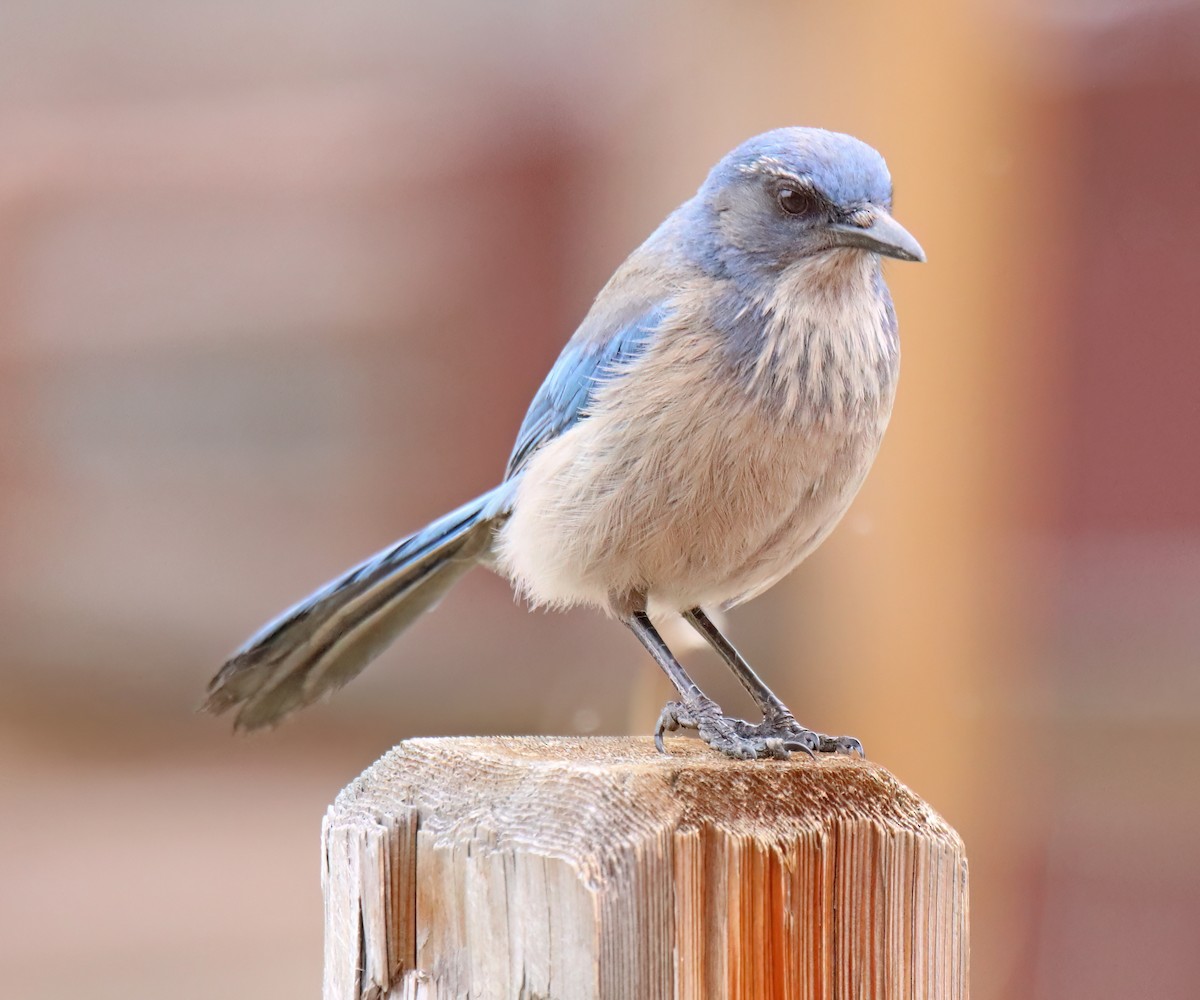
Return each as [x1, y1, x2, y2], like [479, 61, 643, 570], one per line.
[322, 736, 968, 1000]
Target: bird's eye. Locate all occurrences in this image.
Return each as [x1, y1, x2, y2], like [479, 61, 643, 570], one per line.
[776, 186, 817, 217]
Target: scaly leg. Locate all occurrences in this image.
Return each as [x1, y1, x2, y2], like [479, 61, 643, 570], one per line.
[622, 607, 815, 760]
[681, 607, 864, 757]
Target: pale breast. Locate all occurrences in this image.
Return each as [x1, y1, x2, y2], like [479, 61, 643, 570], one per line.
[497, 255, 898, 614]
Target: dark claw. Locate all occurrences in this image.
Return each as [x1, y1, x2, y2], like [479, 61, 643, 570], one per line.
[654, 700, 687, 754]
[781, 738, 817, 758]
[817, 734, 865, 756]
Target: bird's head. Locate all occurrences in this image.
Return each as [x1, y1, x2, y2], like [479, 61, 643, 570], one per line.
[692, 127, 925, 279]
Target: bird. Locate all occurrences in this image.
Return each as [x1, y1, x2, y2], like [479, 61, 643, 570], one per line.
[204, 126, 925, 760]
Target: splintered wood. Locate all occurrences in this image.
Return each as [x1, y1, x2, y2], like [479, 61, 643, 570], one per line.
[322, 736, 967, 1000]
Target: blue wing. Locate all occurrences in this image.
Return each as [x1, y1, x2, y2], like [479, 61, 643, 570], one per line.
[505, 305, 666, 480]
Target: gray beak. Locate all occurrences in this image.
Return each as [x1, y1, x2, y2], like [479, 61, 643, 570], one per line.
[828, 209, 926, 263]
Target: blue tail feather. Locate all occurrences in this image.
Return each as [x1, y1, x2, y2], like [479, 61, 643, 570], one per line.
[204, 490, 502, 729]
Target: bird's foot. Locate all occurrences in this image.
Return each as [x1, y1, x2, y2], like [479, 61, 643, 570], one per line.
[657, 696, 825, 758]
[655, 700, 864, 760]
[731, 708, 865, 758]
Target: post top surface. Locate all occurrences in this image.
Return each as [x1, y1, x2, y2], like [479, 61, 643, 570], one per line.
[329, 736, 961, 860]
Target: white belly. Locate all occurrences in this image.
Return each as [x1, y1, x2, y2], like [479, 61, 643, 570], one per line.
[496, 343, 892, 614]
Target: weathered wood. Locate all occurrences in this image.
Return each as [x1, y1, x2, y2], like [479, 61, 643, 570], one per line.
[322, 736, 968, 1000]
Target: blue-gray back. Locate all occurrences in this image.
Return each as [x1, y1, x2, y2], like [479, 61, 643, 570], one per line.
[504, 306, 667, 480]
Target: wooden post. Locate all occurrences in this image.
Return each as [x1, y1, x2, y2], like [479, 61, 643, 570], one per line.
[322, 737, 967, 1000]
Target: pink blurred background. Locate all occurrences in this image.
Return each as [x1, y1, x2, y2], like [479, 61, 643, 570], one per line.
[2, 2, 1199, 997]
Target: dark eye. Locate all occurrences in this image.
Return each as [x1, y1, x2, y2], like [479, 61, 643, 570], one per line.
[776, 185, 818, 217]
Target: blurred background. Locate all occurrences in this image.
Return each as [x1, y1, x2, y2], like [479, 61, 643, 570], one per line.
[1, 1, 1198, 997]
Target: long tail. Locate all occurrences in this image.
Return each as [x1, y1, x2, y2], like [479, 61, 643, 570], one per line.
[204, 490, 504, 730]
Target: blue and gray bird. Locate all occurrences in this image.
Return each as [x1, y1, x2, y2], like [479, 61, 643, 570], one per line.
[204, 127, 925, 759]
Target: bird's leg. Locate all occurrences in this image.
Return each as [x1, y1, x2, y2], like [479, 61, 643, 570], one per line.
[621, 605, 795, 760]
[682, 607, 864, 757]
